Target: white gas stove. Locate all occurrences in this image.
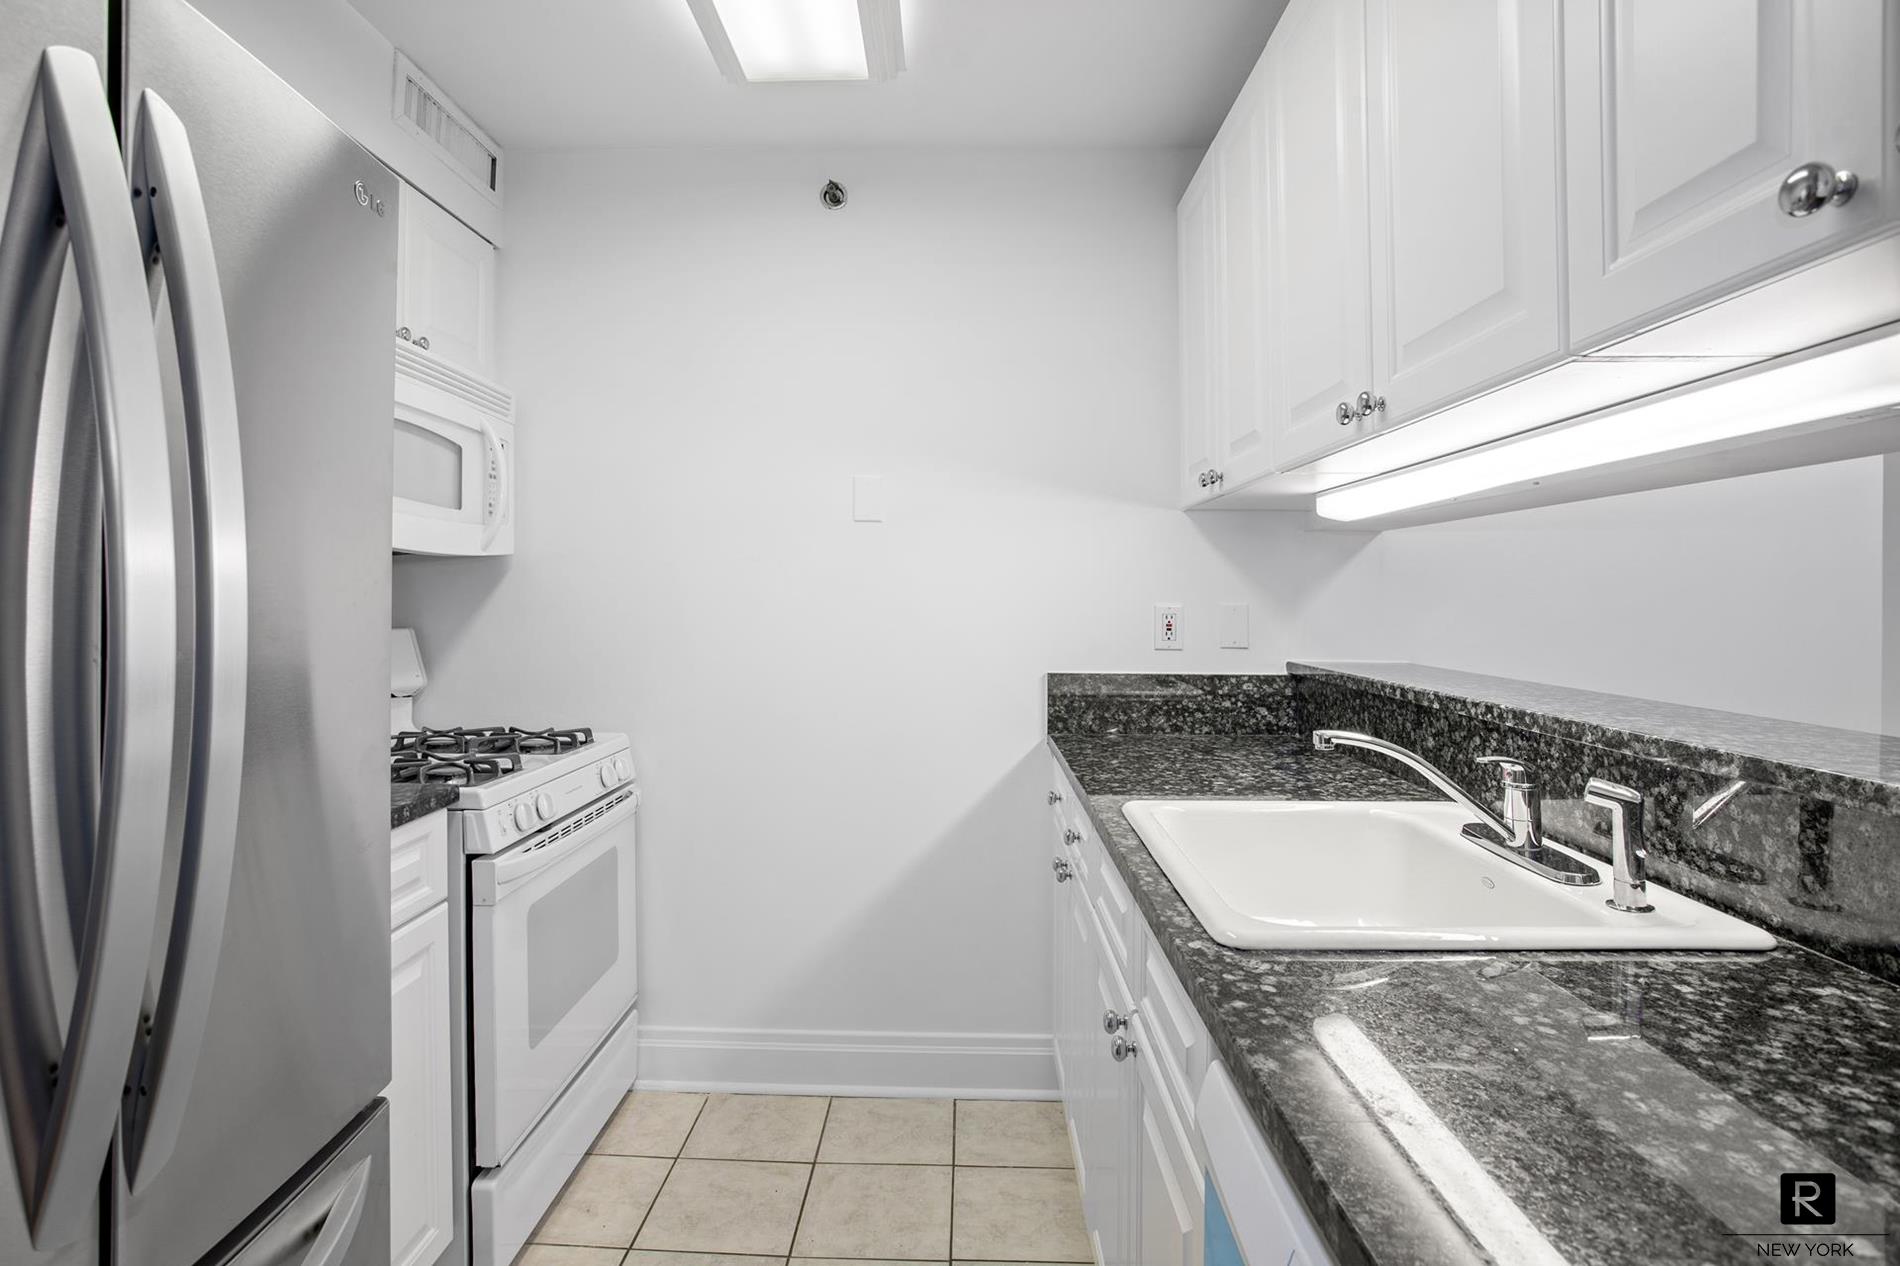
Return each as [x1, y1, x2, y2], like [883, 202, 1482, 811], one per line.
[388, 628, 642, 1266]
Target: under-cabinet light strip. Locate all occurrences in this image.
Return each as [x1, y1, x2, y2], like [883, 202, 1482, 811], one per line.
[1315, 322, 1900, 523]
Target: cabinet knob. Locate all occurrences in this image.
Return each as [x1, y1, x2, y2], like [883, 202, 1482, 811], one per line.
[395, 326, 412, 341]
[1052, 858, 1074, 883]
[1101, 1010, 1130, 1035]
[1198, 471, 1210, 487]
[414, 335, 431, 350]
[1335, 401, 1353, 426]
[1110, 1035, 1138, 1062]
[1047, 789, 1062, 805]
[1211, 470, 1224, 485]
[1354, 391, 1386, 420]
[1778, 162, 1858, 217]
[1063, 828, 1082, 845]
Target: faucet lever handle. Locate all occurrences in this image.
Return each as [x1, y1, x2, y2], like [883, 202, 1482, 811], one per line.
[1475, 755, 1532, 784]
[1584, 778, 1642, 809]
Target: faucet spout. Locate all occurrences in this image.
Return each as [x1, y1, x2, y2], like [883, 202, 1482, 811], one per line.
[1309, 729, 1601, 888]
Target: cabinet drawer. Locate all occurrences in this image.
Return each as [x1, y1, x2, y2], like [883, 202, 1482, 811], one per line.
[390, 809, 450, 930]
[1139, 932, 1211, 1132]
[1077, 828, 1138, 988]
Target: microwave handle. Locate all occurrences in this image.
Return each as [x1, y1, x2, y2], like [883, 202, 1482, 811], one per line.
[479, 419, 508, 551]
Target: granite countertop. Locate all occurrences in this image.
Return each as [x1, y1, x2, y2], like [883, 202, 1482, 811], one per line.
[1049, 732, 1900, 1266]
[391, 782, 458, 829]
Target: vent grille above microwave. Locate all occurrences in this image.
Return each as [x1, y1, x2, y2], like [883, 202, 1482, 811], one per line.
[396, 338, 514, 422]
[392, 51, 502, 207]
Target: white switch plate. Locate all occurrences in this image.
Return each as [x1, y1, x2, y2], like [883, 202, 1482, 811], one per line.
[1153, 603, 1184, 651]
[852, 475, 885, 523]
[1217, 602, 1250, 649]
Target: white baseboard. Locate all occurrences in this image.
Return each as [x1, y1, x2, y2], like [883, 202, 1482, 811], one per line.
[635, 1025, 1058, 1098]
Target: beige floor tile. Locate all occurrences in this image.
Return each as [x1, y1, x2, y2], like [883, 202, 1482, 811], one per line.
[532, 1155, 673, 1248]
[682, 1094, 830, 1162]
[624, 1255, 782, 1266]
[952, 1101, 1071, 1168]
[597, 1091, 708, 1157]
[799, 1261, 945, 1265]
[950, 1167, 1090, 1263]
[817, 1098, 953, 1165]
[514, 1247, 626, 1266]
[791, 1164, 952, 1260]
[634, 1159, 811, 1255]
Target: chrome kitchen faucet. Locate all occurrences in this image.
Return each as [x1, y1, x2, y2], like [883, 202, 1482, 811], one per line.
[1311, 730, 1602, 887]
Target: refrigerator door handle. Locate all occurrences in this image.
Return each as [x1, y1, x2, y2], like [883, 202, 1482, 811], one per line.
[119, 87, 249, 1192]
[0, 46, 176, 1249]
[297, 1156, 371, 1266]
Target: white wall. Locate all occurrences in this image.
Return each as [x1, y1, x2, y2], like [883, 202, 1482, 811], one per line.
[1299, 459, 1890, 732]
[189, 0, 503, 242]
[393, 147, 1373, 1091]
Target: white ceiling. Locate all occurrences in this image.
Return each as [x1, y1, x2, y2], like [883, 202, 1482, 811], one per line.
[345, 0, 1286, 150]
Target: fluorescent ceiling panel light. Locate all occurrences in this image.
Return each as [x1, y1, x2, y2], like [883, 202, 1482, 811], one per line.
[686, 0, 906, 83]
[1315, 322, 1900, 523]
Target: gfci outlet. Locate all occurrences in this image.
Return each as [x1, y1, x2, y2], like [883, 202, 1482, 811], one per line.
[1153, 603, 1184, 651]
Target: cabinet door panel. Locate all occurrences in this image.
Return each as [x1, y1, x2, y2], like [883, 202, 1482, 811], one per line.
[399, 186, 498, 375]
[1179, 168, 1223, 503]
[1368, 0, 1563, 422]
[1264, 0, 1375, 468]
[387, 904, 454, 1266]
[1565, 0, 1893, 346]
[1136, 1018, 1201, 1266]
[1217, 98, 1274, 488]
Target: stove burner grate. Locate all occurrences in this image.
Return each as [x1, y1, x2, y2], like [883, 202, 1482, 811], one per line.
[390, 750, 525, 786]
[390, 725, 595, 759]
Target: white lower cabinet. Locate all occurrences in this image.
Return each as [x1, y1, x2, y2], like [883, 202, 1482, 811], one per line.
[1049, 759, 1330, 1266]
[389, 816, 456, 1266]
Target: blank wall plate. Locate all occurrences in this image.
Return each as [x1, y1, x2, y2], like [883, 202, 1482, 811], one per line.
[1153, 603, 1183, 651]
[852, 475, 885, 522]
[1217, 603, 1250, 649]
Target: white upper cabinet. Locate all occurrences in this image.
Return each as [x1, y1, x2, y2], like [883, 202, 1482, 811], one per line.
[1178, 168, 1223, 504]
[398, 183, 498, 376]
[1262, 0, 1374, 470]
[1215, 95, 1275, 493]
[1563, 0, 1894, 348]
[1366, 0, 1565, 424]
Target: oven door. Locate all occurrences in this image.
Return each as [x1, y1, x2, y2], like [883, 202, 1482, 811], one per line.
[470, 788, 637, 1168]
[392, 368, 514, 557]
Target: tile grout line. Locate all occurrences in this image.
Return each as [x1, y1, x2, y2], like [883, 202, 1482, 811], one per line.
[784, 1095, 833, 1257]
[623, 1092, 710, 1256]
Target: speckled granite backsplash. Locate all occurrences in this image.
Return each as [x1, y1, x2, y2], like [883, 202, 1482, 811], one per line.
[1047, 666, 1900, 984]
[1046, 672, 1296, 734]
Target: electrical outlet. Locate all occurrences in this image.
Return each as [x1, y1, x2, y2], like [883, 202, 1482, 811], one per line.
[1217, 603, 1250, 649]
[1153, 603, 1184, 651]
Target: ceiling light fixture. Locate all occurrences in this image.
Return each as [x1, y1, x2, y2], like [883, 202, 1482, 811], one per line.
[1314, 321, 1900, 524]
[685, 0, 906, 84]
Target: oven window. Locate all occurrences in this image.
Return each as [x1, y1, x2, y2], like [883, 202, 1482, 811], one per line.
[394, 419, 463, 510]
[525, 849, 620, 1047]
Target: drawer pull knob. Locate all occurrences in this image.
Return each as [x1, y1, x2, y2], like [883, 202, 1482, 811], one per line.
[1102, 1010, 1130, 1035]
[1110, 1035, 1138, 1062]
[1778, 162, 1858, 217]
[1052, 858, 1074, 883]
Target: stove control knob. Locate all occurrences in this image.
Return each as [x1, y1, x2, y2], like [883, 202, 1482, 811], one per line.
[614, 758, 631, 781]
[513, 803, 533, 831]
[599, 764, 614, 788]
[535, 792, 554, 821]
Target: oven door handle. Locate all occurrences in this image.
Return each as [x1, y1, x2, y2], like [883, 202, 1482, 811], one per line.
[476, 790, 637, 903]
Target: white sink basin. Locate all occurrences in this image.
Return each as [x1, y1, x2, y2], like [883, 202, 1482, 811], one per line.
[1120, 799, 1775, 951]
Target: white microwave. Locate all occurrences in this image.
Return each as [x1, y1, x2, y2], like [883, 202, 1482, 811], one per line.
[393, 338, 516, 556]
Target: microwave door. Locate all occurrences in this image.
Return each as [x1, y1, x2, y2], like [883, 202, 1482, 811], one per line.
[392, 405, 481, 555]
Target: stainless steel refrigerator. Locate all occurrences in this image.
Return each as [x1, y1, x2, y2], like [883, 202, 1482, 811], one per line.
[2, 1, 396, 1263]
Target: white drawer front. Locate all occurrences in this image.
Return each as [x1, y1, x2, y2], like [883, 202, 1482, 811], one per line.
[390, 809, 450, 930]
